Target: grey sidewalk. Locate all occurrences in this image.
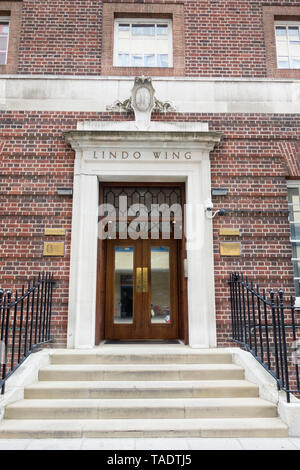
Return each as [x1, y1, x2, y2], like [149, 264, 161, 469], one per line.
[0, 437, 299, 450]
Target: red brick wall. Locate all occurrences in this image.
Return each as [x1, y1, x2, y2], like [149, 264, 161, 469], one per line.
[14, 0, 300, 77]
[0, 110, 299, 346]
[18, 0, 103, 75]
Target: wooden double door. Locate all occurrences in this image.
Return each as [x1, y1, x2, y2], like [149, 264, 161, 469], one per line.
[105, 238, 179, 340]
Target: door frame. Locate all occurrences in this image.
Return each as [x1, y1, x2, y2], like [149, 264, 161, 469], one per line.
[97, 182, 186, 342]
[65, 124, 221, 349]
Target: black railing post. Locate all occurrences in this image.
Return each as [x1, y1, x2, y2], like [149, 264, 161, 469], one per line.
[241, 274, 248, 345]
[270, 289, 280, 388]
[251, 280, 258, 356]
[24, 280, 31, 357]
[246, 276, 252, 351]
[276, 294, 284, 387]
[11, 290, 18, 370]
[238, 275, 245, 343]
[229, 274, 236, 339]
[290, 297, 300, 392]
[279, 289, 290, 402]
[2, 290, 12, 395]
[34, 273, 41, 345]
[233, 273, 240, 341]
[0, 289, 5, 349]
[0, 289, 6, 395]
[256, 284, 264, 363]
[42, 273, 49, 342]
[263, 289, 271, 370]
[234, 274, 239, 341]
[45, 274, 51, 340]
[47, 273, 54, 340]
[17, 285, 25, 364]
[29, 278, 36, 351]
[39, 273, 45, 343]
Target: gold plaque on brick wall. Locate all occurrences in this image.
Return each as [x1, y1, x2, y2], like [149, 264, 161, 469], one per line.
[43, 242, 65, 257]
[219, 228, 240, 236]
[220, 242, 241, 257]
[44, 228, 66, 236]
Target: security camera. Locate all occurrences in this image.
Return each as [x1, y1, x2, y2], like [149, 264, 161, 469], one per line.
[204, 199, 214, 211]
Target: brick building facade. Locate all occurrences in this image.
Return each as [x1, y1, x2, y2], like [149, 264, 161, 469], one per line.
[0, 0, 300, 349]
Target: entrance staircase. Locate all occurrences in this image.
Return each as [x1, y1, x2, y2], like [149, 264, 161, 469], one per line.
[0, 347, 288, 438]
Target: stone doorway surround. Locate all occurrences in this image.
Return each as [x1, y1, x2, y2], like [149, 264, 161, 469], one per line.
[64, 121, 222, 349]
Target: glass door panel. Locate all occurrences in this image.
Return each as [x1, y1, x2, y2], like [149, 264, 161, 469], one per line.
[105, 238, 178, 340]
[150, 247, 171, 324]
[113, 246, 134, 324]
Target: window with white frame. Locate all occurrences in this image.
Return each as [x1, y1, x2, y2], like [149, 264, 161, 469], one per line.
[288, 183, 300, 299]
[275, 22, 300, 69]
[113, 19, 173, 68]
[0, 17, 10, 65]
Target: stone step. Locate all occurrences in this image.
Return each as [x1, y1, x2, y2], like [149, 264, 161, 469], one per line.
[24, 380, 259, 399]
[50, 351, 233, 365]
[0, 347, 289, 439]
[38, 364, 244, 382]
[0, 418, 288, 438]
[5, 398, 277, 420]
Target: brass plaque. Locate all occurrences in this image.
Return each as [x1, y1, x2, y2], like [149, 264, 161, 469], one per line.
[43, 242, 65, 257]
[220, 242, 241, 257]
[44, 228, 65, 236]
[219, 228, 240, 236]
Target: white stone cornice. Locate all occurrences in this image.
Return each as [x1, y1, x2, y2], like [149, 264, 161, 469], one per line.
[64, 122, 223, 166]
[0, 76, 300, 113]
[65, 127, 222, 148]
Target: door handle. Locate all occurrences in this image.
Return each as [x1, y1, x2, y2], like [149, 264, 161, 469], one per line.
[136, 267, 148, 293]
[142, 268, 148, 293]
[136, 268, 142, 293]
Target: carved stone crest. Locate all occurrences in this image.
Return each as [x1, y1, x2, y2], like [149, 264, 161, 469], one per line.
[131, 76, 155, 124]
[107, 76, 176, 130]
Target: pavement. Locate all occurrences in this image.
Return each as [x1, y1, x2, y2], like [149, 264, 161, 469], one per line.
[0, 437, 299, 450]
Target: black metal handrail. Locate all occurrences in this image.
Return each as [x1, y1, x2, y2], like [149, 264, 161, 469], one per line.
[229, 272, 300, 402]
[0, 273, 55, 394]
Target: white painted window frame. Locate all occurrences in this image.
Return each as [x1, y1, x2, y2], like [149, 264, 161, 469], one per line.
[0, 16, 10, 66]
[275, 20, 300, 70]
[287, 180, 300, 307]
[113, 18, 173, 68]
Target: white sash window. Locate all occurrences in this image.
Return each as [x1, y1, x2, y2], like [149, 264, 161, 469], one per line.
[275, 22, 300, 69]
[0, 17, 10, 65]
[114, 19, 173, 68]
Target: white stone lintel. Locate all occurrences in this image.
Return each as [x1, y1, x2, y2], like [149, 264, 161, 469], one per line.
[76, 121, 209, 133]
[65, 122, 222, 157]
